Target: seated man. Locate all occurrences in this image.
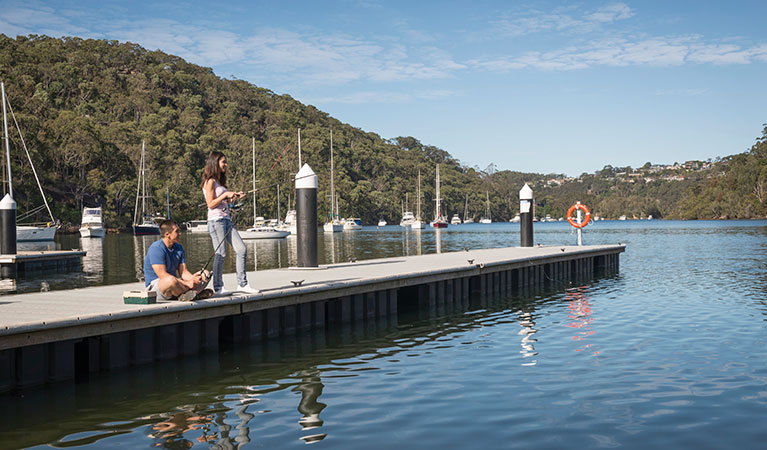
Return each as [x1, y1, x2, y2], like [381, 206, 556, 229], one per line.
[144, 219, 212, 301]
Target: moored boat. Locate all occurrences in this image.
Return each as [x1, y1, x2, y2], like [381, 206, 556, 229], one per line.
[323, 130, 343, 233]
[343, 218, 362, 230]
[240, 226, 289, 239]
[432, 164, 448, 228]
[132, 141, 159, 236]
[79, 207, 105, 238]
[2, 82, 59, 242]
[185, 220, 208, 233]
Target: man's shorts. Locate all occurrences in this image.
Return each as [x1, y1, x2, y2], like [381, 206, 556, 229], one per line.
[147, 278, 173, 300]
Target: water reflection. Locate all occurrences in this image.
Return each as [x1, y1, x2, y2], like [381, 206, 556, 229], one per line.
[80, 237, 104, 282]
[147, 409, 217, 448]
[294, 369, 327, 443]
[133, 235, 160, 283]
[402, 228, 423, 257]
[565, 287, 598, 356]
[249, 238, 287, 270]
[517, 310, 538, 365]
[17, 240, 58, 252]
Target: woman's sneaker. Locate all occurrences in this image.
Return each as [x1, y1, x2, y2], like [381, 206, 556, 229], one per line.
[238, 284, 260, 294]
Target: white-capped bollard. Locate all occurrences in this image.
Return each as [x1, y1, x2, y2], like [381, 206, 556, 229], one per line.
[520, 184, 533, 247]
[0, 193, 17, 277]
[295, 164, 318, 267]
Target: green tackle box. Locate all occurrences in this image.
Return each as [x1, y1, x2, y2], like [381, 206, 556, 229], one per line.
[123, 290, 157, 304]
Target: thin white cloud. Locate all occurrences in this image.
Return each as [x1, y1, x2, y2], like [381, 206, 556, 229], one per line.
[655, 88, 708, 96]
[310, 89, 455, 105]
[0, 3, 91, 37]
[491, 2, 635, 37]
[470, 36, 766, 71]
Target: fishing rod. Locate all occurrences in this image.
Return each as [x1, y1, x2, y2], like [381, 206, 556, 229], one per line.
[197, 200, 245, 280]
[196, 173, 320, 207]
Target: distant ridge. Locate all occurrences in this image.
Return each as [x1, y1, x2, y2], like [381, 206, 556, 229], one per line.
[0, 34, 764, 223]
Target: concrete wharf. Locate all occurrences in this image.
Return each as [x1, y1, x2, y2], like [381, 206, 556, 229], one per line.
[0, 243, 624, 393]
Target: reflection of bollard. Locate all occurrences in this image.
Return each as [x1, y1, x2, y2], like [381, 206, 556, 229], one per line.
[0, 193, 17, 278]
[296, 164, 318, 267]
[520, 184, 533, 247]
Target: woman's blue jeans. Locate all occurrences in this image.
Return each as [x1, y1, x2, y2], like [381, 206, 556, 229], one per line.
[208, 218, 248, 291]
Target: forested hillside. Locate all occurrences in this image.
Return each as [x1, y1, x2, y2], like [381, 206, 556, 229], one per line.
[0, 35, 764, 227]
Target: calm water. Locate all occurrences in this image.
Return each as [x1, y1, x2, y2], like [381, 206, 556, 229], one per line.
[2, 220, 767, 449]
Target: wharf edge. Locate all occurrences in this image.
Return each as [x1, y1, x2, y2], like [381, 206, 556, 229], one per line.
[0, 244, 624, 392]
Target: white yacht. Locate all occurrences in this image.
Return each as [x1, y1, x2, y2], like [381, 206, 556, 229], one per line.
[451, 214, 462, 225]
[401, 211, 415, 227]
[79, 207, 105, 238]
[241, 137, 288, 240]
[510, 214, 521, 223]
[432, 164, 448, 228]
[240, 226, 289, 239]
[343, 218, 362, 230]
[132, 141, 160, 236]
[400, 193, 416, 227]
[377, 219, 387, 227]
[462, 195, 474, 224]
[185, 220, 208, 233]
[323, 130, 343, 233]
[479, 191, 492, 224]
[411, 171, 426, 229]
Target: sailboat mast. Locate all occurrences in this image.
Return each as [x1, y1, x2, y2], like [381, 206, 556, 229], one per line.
[486, 191, 491, 220]
[330, 130, 335, 219]
[252, 137, 257, 226]
[133, 146, 140, 225]
[277, 183, 281, 223]
[435, 164, 441, 219]
[417, 170, 421, 219]
[141, 140, 147, 221]
[1, 82, 12, 198]
[297, 128, 302, 168]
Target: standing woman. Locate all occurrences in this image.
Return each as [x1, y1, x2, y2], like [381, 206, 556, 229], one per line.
[201, 151, 259, 295]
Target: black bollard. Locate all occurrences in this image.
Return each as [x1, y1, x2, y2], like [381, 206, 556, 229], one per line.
[520, 183, 533, 247]
[0, 193, 17, 278]
[296, 164, 318, 267]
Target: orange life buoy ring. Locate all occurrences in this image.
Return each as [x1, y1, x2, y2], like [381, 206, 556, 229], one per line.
[566, 203, 591, 228]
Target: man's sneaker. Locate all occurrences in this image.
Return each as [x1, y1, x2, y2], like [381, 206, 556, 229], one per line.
[196, 288, 214, 300]
[238, 284, 260, 294]
[178, 289, 197, 302]
[214, 288, 231, 296]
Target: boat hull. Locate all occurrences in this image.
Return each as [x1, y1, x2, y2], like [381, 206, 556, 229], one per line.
[79, 226, 105, 238]
[323, 223, 343, 232]
[240, 228, 290, 239]
[133, 224, 160, 235]
[17, 226, 56, 242]
[432, 222, 448, 229]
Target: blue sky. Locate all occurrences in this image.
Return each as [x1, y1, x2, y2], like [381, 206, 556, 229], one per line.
[1, 1, 766, 176]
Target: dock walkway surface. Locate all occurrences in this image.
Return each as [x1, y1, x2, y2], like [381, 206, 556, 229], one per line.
[1, 244, 623, 391]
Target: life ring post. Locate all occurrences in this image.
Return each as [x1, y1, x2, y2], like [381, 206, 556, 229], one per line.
[566, 202, 591, 246]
